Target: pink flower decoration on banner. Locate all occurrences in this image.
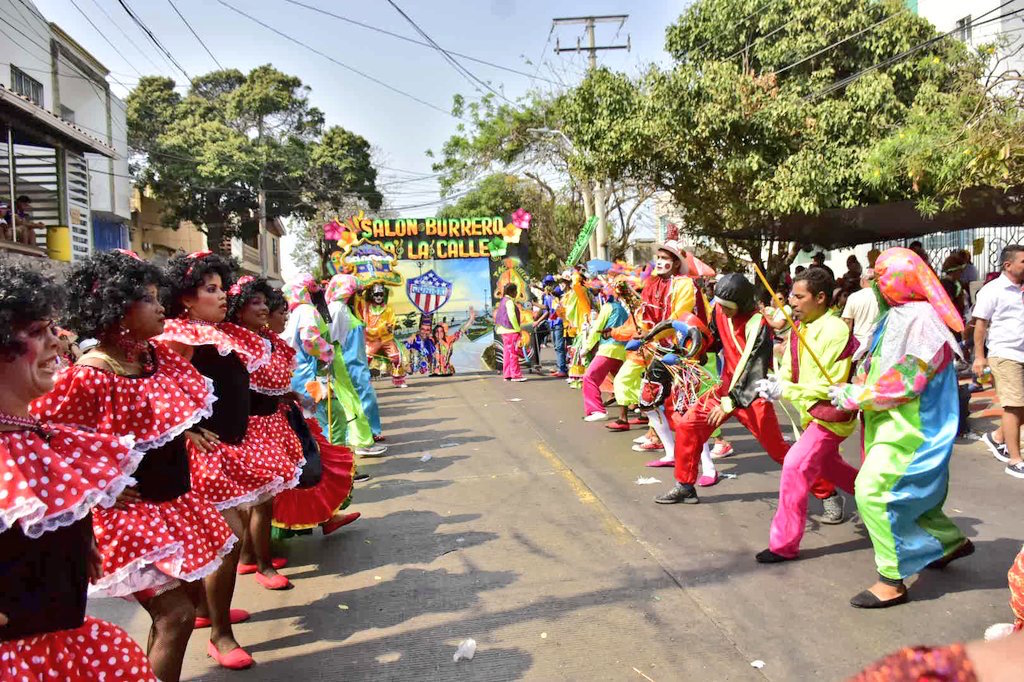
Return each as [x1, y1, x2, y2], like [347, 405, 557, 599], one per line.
[512, 208, 532, 230]
[323, 219, 343, 241]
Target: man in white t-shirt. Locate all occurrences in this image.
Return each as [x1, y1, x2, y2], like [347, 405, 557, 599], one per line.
[841, 268, 880, 355]
[972, 244, 1024, 478]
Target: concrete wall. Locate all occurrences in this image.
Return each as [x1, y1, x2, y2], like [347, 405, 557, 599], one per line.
[0, 0, 53, 109]
[130, 190, 208, 264]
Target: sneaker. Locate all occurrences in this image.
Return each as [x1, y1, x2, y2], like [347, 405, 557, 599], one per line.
[820, 492, 846, 525]
[983, 432, 1010, 463]
[356, 444, 388, 457]
[632, 441, 664, 452]
[633, 435, 652, 445]
[710, 442, 734, 459]
[584, 412, 608, 422]
[654, 483, 698, 504]
[510, 377, 528, 382]
[1005, 462, 1024, 479]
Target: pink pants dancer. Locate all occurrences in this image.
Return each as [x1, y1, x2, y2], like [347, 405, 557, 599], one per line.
[583, 355, 623, 416]
[769, 422, 858, 557]
[502, 332, 522, 380]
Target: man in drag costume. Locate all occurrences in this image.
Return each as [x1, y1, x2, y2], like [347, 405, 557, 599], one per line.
[654, 273, 837, 507]
[830, 247, 973, 608]
[356, 282, 407, 388]
[1, 262, 157, 681]
[34, 250, 235, 681]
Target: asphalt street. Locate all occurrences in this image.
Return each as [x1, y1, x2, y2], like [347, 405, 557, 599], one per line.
[89, 357, 1020, 681]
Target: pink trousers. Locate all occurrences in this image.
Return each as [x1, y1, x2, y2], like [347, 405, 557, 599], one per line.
[769, 422, 859, 557]
[502, 333, 522, 379]
[582, 355, 623, 416]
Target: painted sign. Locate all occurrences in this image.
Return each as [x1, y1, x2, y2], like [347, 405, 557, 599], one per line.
[406, 269, 453, 315]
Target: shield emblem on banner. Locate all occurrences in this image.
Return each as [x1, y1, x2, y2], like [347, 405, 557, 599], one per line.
[406, 270, 453, 315]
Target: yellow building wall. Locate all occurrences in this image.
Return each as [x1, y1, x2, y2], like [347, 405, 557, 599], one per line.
[130, 190, 207, 259]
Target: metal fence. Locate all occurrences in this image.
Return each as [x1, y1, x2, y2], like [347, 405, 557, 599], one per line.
[874, 225, 1024, 276]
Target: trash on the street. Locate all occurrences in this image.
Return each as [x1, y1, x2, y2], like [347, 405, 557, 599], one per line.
[453, 638, 477, 662]
[337, 604, 349, 610]
[456, 537, 465, 543]
[540, 632, 547, 639]
[721, 472, 738, 479]
[440, 442, 457, 448]
[420, 452, 433, 462]
[632, 667, 656, 682]
[508, 398, 523, 402]
[374, 576, 382, 581]
[751, 660, 765, 669]
[635, 476, 661, 485]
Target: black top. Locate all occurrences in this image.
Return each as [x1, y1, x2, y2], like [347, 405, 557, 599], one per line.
[249, 391, 280, 417]
[0, 518, 90, 640]
[134, 435, 192, 502]
[191, 345, 250, 445]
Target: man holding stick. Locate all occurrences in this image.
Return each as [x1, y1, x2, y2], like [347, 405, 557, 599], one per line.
[754, 267, 860, 563]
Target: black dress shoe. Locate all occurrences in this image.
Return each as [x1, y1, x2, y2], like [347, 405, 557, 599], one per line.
[353, 472, 371, 482]
[654, 483, 698, 505]
[755, 549, 795, 564]
[849, 589, 908, 609]
[925, 539, 975, 570]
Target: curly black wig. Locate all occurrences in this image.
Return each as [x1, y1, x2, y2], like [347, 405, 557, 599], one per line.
[227, 275, 276, 321]
[0, 262, 65, 361]
[267, 288, 287, 313]
[164, 251, 237, 317]
[62, 251, 166, 340]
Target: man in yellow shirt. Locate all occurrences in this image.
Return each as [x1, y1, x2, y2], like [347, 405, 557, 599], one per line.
[356, 283, 407, 388]
[755, 268, 860, 562]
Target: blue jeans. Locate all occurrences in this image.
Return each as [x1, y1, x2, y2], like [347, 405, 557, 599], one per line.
[552, 325, 568, 374]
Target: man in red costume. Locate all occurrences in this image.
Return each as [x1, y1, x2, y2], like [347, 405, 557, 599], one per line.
[655, 273, 837, 508]
[611, 225, 702, 459]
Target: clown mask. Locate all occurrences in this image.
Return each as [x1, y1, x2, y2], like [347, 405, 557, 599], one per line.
[654, 250, 678, 277]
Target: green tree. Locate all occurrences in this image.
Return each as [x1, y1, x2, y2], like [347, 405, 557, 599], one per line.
[559, 0, 981, 275]
[126, 65, 382, 254]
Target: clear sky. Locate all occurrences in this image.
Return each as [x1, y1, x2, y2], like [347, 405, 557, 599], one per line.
[28, 0, 689, 276]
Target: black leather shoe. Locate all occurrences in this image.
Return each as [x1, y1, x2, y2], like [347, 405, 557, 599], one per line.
[849, 589, 908, 609]
[755, 549, 795, 564]
[654, 483, 698, 505]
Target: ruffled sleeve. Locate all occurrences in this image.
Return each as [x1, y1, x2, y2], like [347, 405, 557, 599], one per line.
[0, 426, 141, 539]
[29, 364, 104, 432]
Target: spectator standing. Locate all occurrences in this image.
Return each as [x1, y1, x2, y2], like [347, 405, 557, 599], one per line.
[841, 268, 880, 354]
[972, 244, 1024, 478]
[810, 252, 835, 279]
[542, 277, 568, 378]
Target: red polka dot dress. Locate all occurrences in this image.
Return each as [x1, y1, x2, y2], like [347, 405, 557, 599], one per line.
[246, 333, 304, 476]
[31, 342, 236, 599]
[0, 424, 156, 681]
[155, 319, 299, 510]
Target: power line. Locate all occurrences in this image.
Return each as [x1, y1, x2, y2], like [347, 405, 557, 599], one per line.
[214, 0, 453, 117]
[773, 8, 907, 76]
[166, 0, 223, 70]
[725, 16, 798, 61]
[679, 0, 781, 62]
[531, 25, 556, 85]
[116, 0, 193, 83]
[66, 0, 141, 85]
[281, 0, 559, 85]
[85, 0, 170, 76]
[385, 0, 512, 104]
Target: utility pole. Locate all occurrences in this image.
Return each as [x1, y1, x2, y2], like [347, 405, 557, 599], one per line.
[258, 188, 268, 277]
[553, 15, 629, 261]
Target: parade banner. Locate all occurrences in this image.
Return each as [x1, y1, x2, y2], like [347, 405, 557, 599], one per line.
[323, 210, 532, 372]
[566, 216, 598, 267]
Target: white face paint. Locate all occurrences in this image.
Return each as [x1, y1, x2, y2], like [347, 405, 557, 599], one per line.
[654, 251, 677, 276]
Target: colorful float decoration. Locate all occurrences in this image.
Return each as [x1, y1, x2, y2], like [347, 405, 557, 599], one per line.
[340, 239, 403, 288]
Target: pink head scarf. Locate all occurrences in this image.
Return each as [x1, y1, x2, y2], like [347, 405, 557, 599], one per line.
[874, 247, 964, 333]
[282, 274, 318, 312]
[325, 274, 359, 304]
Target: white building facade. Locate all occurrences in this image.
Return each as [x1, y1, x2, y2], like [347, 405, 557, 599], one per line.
[0, 0, 129, 261]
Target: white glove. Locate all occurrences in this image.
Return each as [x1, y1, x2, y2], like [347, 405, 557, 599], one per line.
[754, 375, 783, 402]
[827, 384, 849, 408]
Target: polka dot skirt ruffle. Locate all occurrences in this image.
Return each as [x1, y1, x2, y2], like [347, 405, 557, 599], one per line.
[0, 616, 156, 681]
[187, 437, 296, 511]
[156, 319, 270, 373]
[0, 428, 140, 540]
[250, 334, 296, 396]
[90, 491, 236, 599]
[31, 342, 215, 452]
[247, 409, 305, 470]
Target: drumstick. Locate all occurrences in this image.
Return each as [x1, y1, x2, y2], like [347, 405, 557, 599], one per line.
[752, 263, 835, 386]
